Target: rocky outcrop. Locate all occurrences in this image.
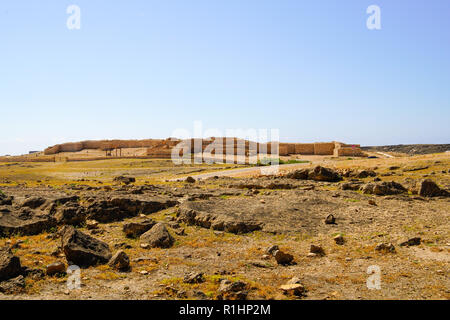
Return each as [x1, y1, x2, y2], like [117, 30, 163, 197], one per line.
[86, 197, 178, 223]
[0, 208, 56, 236]
[178, 208, 262, 234]
[61, 226, 112, 267]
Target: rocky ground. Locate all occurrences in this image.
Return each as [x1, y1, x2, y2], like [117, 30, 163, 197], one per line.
[0, 154, 449, 300]
[362, 144, 450, 155]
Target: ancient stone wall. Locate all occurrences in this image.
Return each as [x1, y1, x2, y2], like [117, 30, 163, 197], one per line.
[313, 142, 336, 155]
[45, 138, 365, 158]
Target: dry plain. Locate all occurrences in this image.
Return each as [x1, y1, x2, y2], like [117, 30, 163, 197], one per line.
[0, 152, 449, 300]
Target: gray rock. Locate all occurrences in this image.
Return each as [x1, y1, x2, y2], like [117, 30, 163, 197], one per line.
[274, 250, 294, 265]
[399, 237, 421, 247]
[310, 244, 325, 256]
[61, 226, 112, 267]
[183, 272, 205, 284]
[418, 179, 449, 197]
[123, 219, 156, 238]
[140, 223, 174, 248]
[108, 250, 130, 271]
[0, 247, 22, 281]
[375, 243, 396, 253]
[46, 262, 66, 276]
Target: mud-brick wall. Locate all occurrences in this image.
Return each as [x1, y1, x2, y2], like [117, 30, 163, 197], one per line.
[313, 142, 335, 155]
[336, 147, 365, 157]
[294, 143, 315, 155]
[279, 144, 289, 156]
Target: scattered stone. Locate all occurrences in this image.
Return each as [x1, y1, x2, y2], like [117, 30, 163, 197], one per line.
[61, 226, 112, 268]
[183, 272, 205, 284]
[46, 262, 66, 276]
[375, 243, 396, 253]
[140, 223, 174, 248]
[399, 237, 421, 247]
[334, 235, 345, 245]
[132, 256, 158, 263]
[217, 280, 248, 300]
[357, 170, 377, 178]
[108, 250, 130, 271]
[368, 199, 377, 206]
[279, 283, 305, 297]
[185, 176, 196, 183]
[310, 244, 325, 256]
[140, 243, 150, 249]
[113, 176, 136, 185]
[324, 214, 336, 225]
[273, 250, 294, 265]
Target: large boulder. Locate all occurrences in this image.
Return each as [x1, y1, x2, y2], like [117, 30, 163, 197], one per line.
[61, 226, 112, 267]
[122, 219, 156, 238]
[360, 181, 406, 196]
[140, 223, 174, 248]
[418, 179, 449, 197]
[308, 166, 342, 182]
[0, 247, 22, 281]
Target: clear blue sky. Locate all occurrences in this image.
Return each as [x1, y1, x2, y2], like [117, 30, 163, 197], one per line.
[1, 0, 449, 155]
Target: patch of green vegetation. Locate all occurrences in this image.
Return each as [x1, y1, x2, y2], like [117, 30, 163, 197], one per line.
[255, 158, 310, 166]
[345, 198, 360, 202]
